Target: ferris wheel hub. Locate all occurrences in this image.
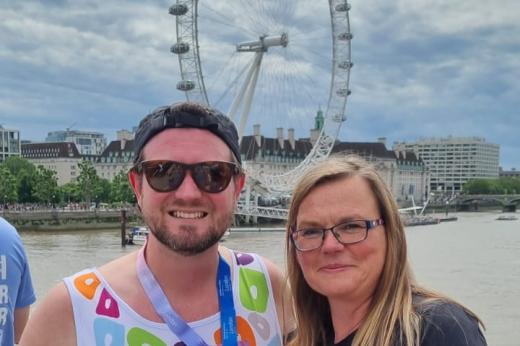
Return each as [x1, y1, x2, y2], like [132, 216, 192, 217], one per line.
[236, 33, 289, 52]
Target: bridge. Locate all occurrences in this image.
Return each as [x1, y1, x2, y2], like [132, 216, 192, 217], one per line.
[452, 194, 520, 211]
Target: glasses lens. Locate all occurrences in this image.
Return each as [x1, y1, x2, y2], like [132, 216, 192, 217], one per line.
[193, 161, 235, 193]
[292, 228, 323, 251]
[143, 161, 185, 192]
[333, 220, 367, 244]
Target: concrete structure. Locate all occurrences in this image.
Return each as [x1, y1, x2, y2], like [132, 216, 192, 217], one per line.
[500, 167, 520, 178]
[46, 129, 107, 155]
[393, 137, 500, 193]
[21, 142, 82, 185]
[0, 125, 21, 162]
[95, 139, 134, 181]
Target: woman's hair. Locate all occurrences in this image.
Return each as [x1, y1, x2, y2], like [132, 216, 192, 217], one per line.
[286, 155, 483, 346]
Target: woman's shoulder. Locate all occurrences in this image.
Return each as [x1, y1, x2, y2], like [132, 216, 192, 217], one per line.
[415, 298, 487, 346]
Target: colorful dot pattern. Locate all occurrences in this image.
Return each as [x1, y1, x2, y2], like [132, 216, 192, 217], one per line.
[64, 251, 282, 346]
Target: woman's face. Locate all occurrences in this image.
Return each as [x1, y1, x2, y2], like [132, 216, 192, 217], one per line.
[294, 175, 387, 302]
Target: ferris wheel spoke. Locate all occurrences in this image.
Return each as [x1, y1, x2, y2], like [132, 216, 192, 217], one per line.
[199, 2, 258, 37]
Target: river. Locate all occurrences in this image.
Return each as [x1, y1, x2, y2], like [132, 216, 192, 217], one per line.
[20, 211, 519, 345]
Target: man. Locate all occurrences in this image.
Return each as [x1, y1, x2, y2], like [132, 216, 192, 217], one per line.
[21, 102, 294, 345]
[0, 217, 36, 346]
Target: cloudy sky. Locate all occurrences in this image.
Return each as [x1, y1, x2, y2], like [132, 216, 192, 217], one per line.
[1, 0, 519, 169]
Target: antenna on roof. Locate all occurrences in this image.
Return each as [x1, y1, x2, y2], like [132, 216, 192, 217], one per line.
[66, 122, 77, 131]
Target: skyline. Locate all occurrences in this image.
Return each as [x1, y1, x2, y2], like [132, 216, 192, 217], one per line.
[1, 1, 519, 169]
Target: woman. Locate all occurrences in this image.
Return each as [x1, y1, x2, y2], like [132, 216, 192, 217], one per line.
[286, 155, 486, 346]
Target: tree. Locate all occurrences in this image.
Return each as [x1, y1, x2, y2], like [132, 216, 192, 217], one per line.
[32, 165, 59, 204]
[2, 156, 37, 203]
[60, 181, 82, 204]
[76, 160, 102, 204]
[111, 170, 136, 204]
[0, 166, 18, 204]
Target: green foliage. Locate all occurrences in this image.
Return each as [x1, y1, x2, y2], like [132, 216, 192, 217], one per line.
[1, 157, 136, 205]
[32, 165, 59, 203]
[59, 181, 82, 203]
[110, 170, 136, 203]
[462, 177, 520, 194]
[77, 160, 102, 204]
[0, 165, 18, 203]
[3, 156, 37, 202]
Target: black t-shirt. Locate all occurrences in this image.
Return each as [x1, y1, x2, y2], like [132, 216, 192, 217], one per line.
[328, 300, 487, 346]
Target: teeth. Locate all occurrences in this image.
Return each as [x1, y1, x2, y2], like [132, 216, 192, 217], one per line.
[171, 211, 206, 219]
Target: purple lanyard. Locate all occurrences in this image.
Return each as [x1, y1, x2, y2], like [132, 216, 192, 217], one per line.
[136, 246, 238, 346]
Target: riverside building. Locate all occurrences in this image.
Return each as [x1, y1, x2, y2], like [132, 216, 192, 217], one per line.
[393, 136, 500, 193]
[0, 125, 21, 162]
[46, 130, 107, 155]
[21, 142, 82, 185]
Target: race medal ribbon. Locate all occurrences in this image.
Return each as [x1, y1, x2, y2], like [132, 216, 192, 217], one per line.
[137, 246, 239, 346]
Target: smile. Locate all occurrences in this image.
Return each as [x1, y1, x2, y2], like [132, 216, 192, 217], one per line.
[169, 210, 207, 219]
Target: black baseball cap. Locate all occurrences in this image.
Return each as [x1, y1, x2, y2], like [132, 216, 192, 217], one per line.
[133, 102, 241, 164]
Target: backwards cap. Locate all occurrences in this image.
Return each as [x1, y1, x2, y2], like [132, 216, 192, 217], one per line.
[133, 102, 241, 164]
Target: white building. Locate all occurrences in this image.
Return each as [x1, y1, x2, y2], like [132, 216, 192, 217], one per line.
[21, 142, 82, 185]
[0, 125, 21, 162]
[331, 139, 430, 204]
[46, 130, 107, 155]
[95, 139, 134, 181]
[393, 136, 500, 193]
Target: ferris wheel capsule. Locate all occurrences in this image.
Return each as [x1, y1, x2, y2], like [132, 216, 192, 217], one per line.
[338, 32, 353, 41]
[335, 2, 351, 12]
[338, 61, 354, 69]
[170, 42, 190, 54]
[168, 4, 188, 16]
[332, 114, 347, 122]
[176, 80, 195, 91]
[336, 88, 352, 97]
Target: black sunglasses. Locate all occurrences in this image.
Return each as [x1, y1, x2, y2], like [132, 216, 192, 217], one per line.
[133, 160, 242, 193]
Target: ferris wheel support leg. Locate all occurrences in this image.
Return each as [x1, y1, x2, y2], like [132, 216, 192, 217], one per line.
[228, 53, 262, 122]
[237, 52, 263, 139]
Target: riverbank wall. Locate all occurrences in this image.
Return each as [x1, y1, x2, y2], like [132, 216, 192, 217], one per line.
[1, 209, 143, 231]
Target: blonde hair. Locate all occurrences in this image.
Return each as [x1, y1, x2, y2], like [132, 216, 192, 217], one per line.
[286, 155, 483, 346]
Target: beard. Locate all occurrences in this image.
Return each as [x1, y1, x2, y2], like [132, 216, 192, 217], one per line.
[144, 207, 234, 256]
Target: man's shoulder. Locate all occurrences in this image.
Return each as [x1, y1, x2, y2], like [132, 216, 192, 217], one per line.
[19, 282, 76, 346]
[0, 217, 19, 241]
[417, 299, 487, 346]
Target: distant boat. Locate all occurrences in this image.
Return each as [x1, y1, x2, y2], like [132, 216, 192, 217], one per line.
[496, 215, 518, 221]
[128, 226, 148, 246]
[439, 216, 458, 222]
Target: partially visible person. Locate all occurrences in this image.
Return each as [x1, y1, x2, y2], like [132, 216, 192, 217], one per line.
[0, 217, 36, 346]
[285, 155, 486, 346]
[20, 101, 294, 346]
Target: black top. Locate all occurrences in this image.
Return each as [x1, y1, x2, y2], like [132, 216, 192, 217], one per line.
[327, 299, 487, 346]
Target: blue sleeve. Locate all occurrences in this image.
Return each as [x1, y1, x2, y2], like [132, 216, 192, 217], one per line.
[419, 301, 487, 346]
[15, 242, 36, 308]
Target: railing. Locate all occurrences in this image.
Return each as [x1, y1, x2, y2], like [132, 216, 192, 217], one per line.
[235, 203, 288, 220]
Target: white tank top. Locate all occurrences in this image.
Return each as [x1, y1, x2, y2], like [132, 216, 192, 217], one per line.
[64, 251, 283, 346]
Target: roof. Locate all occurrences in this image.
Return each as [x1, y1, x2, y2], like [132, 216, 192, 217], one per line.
[331, 142, 396, 159]
[240, 135, 312, 161]
[21, 142, 81, 159]
[99, 139, 135, 158]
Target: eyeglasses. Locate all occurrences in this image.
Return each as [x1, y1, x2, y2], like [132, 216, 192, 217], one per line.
[132, 160, 242, 193]
[290, 218, 385, 252]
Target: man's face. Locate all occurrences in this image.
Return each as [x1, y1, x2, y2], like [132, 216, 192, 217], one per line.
[130, 128, 244, 256]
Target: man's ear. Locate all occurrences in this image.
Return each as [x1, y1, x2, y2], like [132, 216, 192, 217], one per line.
[128, 170, 142, 202]
[233, 173, 246, 200]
